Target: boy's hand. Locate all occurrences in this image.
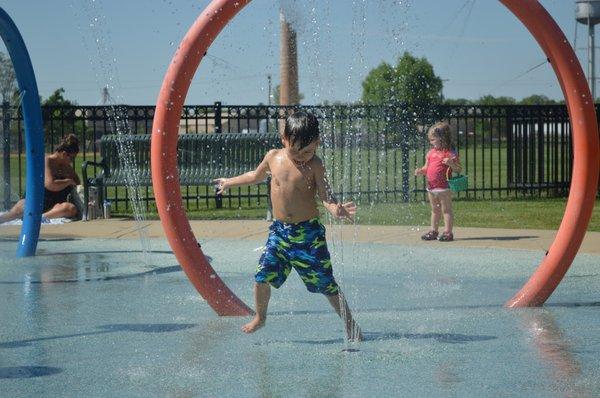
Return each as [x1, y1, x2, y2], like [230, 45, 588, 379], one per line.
[332, 201, 356, 222]
[414, 167, 425, 176]
[212, 178, 228, 195]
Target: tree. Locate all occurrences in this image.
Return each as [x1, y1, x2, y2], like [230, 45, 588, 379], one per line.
[519, 94, 558, 105]
[318, 99, 345, 106]
[360, 52, 444, 143]
[443, 98, 471, 106]
[41, 88, 80, 149]
[361, 51, 443, 115]
[476, 95, 516, 105]
[361, 52, 443, 202]
[42, 88, 77, 107]
[361, 62, 396, 104]
[0, 52, 16, 104]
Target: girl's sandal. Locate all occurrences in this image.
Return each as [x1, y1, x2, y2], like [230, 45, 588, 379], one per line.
[438, 232, 454, 242]
[421, 230, 439, 241]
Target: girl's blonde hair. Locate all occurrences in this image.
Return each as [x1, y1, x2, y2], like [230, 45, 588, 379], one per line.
[427, 121, 455, 150]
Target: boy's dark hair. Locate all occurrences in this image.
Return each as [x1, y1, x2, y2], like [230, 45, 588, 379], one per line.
[283, 111, 320, 149]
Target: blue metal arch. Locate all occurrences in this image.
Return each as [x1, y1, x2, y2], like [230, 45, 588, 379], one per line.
[0, 7, 45, 257]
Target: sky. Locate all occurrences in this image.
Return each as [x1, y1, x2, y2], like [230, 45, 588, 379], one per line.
[0, 0, 586, 106]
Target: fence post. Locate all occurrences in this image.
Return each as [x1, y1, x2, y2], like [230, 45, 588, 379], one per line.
[401, 136, 410, 202]
[400, 116, 410, 203]
[506, 111, 513, 186]
[537, 112, 545, 192]
[214, 101, 222, 134]
[214, 101, 223, 208]
[2, 101, 10, 210]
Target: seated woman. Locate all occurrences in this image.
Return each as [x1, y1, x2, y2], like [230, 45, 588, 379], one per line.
[0, 134, 81, 224]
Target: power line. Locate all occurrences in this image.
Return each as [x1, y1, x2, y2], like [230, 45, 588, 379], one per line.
[38, 73, 268, 92]
[442, 0, 475, 33]
[452, 0, 476, 54]
[205, 53, 243, 73]
[486, 58, 550, 94]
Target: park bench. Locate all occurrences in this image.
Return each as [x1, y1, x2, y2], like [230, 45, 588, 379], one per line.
[81, 133, 281, 219]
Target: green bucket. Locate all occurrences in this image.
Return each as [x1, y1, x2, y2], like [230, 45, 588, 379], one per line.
[446, 168, 468, 192]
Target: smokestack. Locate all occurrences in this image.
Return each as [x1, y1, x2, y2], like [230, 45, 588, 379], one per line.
[279, 9, 299, 106]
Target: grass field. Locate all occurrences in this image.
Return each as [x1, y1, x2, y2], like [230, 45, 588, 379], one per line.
[2, 149, 596, 232]
[1, 141, 571, 202]
[126, 198, 600, 232]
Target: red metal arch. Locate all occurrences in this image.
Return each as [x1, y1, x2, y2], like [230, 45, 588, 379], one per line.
[151, 0, 599, 315]
[500, 0, 599, 306]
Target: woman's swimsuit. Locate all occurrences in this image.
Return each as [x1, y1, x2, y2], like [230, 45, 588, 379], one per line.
[43, 186, 72, 212]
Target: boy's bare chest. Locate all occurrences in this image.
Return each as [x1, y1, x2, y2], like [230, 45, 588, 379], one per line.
[270, 163, 315, 192]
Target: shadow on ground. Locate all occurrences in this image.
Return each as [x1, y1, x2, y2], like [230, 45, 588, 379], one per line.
[457, 236, 538, 241]
[0, 366, 62, 379]
[0, 323, 197, 349]
[257, 331, 497, 346]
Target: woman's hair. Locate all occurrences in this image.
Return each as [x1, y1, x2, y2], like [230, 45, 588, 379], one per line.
[283, 111, 320, 150]
[56, 133, 79, 154]
[427, 121, 455, 150]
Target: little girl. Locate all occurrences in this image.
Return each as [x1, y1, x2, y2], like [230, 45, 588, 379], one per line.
[415, 122, 462, 242]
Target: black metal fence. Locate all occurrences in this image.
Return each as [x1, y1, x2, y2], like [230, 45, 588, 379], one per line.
[1, 102, 596, 212]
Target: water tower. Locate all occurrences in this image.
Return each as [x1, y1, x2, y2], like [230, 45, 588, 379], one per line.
[576, 0, 600, 99]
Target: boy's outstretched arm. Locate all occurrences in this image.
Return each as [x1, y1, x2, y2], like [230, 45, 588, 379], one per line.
[314, 157, 356, 221]
[213, 150, 274, 194]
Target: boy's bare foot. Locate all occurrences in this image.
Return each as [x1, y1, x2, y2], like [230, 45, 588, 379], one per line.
[347, 324, 364, 342]
[241, 316, 265, 334]
[349, 331, 364, 342]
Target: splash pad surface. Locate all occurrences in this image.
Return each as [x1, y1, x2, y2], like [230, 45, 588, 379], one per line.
[1, 234, 599, 396]
[152, 0, 599, 313]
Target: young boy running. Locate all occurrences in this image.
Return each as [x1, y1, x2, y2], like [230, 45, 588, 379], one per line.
[213, 111, 362, 341]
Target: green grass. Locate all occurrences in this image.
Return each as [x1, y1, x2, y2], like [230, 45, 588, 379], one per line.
[1, 143, 571, 202]
[359, 198, 600, 232]
[115, 198, 600, 232]
[4, 148, 596, 231]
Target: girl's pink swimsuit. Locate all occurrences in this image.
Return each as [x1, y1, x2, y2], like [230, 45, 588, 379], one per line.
[425, 148, 458, 190]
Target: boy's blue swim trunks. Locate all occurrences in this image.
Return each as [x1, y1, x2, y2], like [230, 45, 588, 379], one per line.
[255, 217, 339, 296]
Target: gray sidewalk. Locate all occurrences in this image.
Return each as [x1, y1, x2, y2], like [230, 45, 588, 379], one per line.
[1, 219, 598, 254]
